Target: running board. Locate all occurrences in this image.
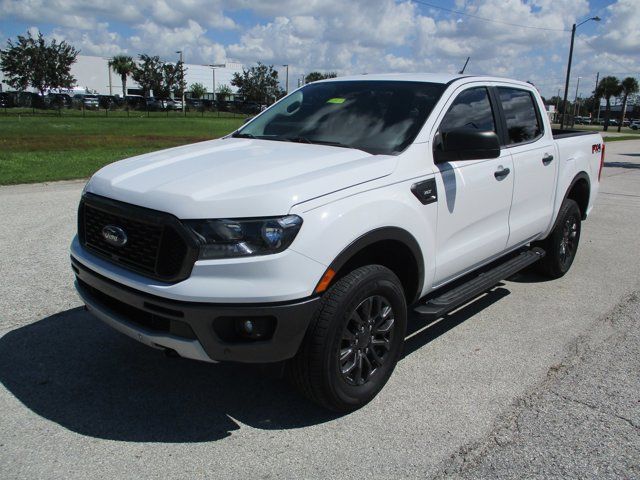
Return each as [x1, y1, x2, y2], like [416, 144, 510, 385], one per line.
[414, 248, 545, 318]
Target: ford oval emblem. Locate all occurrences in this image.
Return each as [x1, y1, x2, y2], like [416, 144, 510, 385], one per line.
[102, 225, 128, 247]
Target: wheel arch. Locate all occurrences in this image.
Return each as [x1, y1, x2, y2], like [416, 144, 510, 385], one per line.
[564, 171, 591, 221]
[324, 227, 425, 305]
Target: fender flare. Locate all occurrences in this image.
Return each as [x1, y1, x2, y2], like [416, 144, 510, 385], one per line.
[562, 171, 591, 220]
[327, 226, 425, 304]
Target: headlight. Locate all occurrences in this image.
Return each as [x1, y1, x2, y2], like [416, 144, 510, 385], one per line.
[183, 215, 303, 260]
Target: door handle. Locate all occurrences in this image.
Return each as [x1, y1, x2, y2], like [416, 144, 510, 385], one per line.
[542, 153, 554, 165]
[494, 167, 510, 180]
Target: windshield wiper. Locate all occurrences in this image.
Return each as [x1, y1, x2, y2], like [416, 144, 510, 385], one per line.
[231, 132, 255, 138]
[282, 136, 352, 149]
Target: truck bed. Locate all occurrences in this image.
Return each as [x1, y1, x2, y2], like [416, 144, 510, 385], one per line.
[552, 129, 598, 139]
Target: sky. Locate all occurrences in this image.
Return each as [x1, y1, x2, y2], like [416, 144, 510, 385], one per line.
[1, 0, 638, 98]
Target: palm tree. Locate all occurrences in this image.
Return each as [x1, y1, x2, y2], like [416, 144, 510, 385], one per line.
[594, 76, 622, 131]
[108, 55, 135, 99]
[617, 77, 639, 132]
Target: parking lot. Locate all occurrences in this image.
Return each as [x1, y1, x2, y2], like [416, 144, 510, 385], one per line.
[1, 140, 639, 479]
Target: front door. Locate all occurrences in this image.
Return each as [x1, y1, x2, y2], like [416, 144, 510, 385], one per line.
[432, 86, 514, 286]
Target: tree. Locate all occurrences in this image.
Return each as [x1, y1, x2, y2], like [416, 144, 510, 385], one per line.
[231, 63, 284, 104]
[305, 71, 337, 84]
[108, 55, 135, 99]
[594, 76, 622, 131]
[617, 77, 639, 132]
[163, 61, 186, 98]
[216, 84, 232, 100]
[132, 54, 164, 97]
[0, 30, 78, 97]
[190, 82, 207, 99]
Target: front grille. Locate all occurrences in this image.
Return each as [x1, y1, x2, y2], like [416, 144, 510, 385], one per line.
[78, 194, 197, 282]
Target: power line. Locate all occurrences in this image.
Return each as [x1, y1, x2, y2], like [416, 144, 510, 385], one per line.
[577, 37, 640, 76]
[410, 0, 569, 32]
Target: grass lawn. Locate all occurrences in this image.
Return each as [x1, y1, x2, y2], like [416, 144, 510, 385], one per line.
[603, 135, 640, 142]
[0, 116, 245, 185]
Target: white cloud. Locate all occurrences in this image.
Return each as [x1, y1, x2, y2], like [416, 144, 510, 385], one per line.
[1, 0, 638, 97]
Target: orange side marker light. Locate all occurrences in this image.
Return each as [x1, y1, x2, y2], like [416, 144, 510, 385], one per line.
[314, 268, 336, 294]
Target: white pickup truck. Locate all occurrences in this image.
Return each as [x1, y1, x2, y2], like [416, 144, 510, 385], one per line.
[71, 74, 604, 411]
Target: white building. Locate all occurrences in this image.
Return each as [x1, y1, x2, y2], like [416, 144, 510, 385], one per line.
[1, 54, 244, 99]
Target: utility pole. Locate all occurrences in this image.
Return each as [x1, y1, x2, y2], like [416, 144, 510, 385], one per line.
[560, 16, 600, 129]
[593, 71, 599, 121]
[282, 64, 289, 94]
[176, 50, 185, 114]
[209, 64, 225, 102]
[572, 76, 581, 126]
[107, 58, 113, 96]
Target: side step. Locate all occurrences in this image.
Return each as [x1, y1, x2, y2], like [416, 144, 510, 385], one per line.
[414, 247, 545, 318]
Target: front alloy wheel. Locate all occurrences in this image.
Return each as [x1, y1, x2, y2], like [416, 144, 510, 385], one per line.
[339, 295, 395, 386]
[288, 265, 407, 412]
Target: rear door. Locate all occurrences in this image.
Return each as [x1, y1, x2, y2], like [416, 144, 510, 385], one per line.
[431, 85, 514, 286]
[495, 86, 558, 247]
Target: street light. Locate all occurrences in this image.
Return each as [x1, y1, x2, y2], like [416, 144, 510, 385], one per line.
[282, 64, 289, 94]
[176, 50, 185, 114]
[209, 64, 225, 102]
[560, 16, 600, 129]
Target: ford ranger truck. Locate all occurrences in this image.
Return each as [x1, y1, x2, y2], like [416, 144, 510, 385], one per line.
[71, 74, 604, 412]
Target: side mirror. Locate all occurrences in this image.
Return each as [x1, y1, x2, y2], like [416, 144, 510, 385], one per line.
[434, 128, 500, 162]
[243, 116, 253, 124]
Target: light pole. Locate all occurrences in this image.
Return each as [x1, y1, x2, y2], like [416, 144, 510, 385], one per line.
[176, 50, 185, 114]
[560, 16, 600, 129]
[282, 64, 289, 94]
[209, 64, 225, 102]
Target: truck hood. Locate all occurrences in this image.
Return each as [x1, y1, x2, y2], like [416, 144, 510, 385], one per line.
[86, 137, 397, 218]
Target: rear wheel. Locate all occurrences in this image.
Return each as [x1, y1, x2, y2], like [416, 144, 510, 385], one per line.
[535, 199, 581, 279]
[288, 265, 407, 412]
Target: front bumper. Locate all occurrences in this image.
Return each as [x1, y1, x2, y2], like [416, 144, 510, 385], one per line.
[72, 257, 319, 363]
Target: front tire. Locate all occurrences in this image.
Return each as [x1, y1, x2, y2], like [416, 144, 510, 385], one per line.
[535, 199, 582, 279]
[288, 265, 407, 412]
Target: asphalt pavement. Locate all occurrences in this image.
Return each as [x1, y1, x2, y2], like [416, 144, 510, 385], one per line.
[1, 140, 639, 479]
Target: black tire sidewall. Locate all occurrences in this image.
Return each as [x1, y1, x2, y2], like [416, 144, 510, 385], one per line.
[322, 268, 407, 410]
[547, 199, 582, 276]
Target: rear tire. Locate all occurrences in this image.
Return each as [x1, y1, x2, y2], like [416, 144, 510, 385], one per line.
[288, 265, 407, 412]
[535, 199, 581, 279]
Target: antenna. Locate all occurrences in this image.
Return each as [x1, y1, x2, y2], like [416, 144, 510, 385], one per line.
[459, 57, 470, 74]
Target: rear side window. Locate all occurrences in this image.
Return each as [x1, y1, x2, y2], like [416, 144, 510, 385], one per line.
[439, 87, 496, 133]
[497, 87, 542, 145]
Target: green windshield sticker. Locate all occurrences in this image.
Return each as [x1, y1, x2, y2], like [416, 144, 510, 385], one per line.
[327, 97, 346, 104]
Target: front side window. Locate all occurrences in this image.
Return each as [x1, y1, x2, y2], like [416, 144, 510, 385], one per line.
[439, 87, 496, 133]
[497, 87, 542, 144]
[233, 81, 446, 155]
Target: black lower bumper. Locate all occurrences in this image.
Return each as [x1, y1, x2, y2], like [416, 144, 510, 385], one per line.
[71, 257, 319, 363]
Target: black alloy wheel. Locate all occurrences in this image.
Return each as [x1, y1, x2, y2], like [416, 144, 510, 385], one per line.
[339, 295, 395, 387]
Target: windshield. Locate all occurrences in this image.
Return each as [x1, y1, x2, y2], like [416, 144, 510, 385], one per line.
[233, 80, 446, 155]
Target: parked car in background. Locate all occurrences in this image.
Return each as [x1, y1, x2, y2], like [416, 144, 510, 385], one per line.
[125, 95, 145, 109]
[630, 121, 640, 130]
[172, 99, 184, 111]
[73, 94, 99, 110]
[144, 97, 163, 111]
[98, 95, 118, 109]
[187, 98, 204, 110]
[575, 116, 591, 125]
